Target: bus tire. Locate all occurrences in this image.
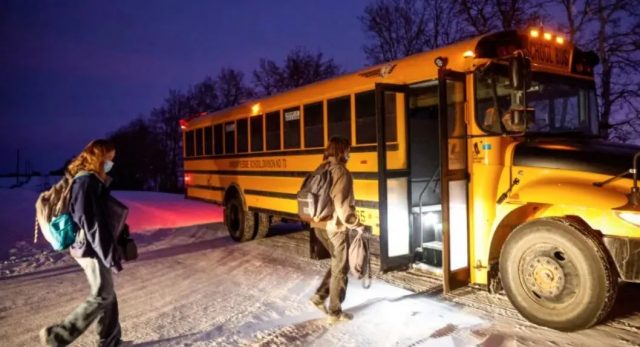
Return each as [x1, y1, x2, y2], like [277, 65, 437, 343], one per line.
[224, 196, 255, 242]
[499, 217, 617, 331]
[255, 213, 271, 239]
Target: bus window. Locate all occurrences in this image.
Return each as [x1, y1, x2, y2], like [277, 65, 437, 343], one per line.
[195, 128, 204, 156]
[185, 130, 195, 157]
[328, 96, 351, 142]
[304, 102, 324, 148]
[266, 111, 281, 151]
[284, 107, 301, 149]
[225, 121, 236, 154]
[237, 118, 249, 153]
[250, 115, 264, 152]
[214, 124, 223, 155]
[355, 91, 376, 144]
[204, 126, 213, 155]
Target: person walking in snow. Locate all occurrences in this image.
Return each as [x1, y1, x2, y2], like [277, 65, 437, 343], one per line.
[40, 139, 127, 347]
[310, 136, 365, 324]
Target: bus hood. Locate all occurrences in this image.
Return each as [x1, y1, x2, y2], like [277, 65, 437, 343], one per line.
[512, 140, 640, 176]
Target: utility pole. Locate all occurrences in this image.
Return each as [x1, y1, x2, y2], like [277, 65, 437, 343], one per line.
[16, 149, 20, 184]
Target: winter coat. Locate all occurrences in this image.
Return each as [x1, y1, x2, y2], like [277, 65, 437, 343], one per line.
[69, 173, 126, 272]
[311, 157, 363, 232]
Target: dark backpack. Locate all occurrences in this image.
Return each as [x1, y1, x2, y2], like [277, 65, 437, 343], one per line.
[297, 163, 334, 222]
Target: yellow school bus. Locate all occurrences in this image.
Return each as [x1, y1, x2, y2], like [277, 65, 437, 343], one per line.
[181, 28, 640, 331]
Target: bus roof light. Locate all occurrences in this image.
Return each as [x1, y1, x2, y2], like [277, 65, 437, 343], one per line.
[251, 103, 261, 115]
[179, 119, 188, 130]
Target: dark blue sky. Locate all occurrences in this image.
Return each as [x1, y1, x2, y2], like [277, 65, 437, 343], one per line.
[0, 1, 369, 173]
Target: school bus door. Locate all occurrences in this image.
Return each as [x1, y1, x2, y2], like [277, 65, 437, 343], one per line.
[376, 83, 412, 271]
[438, 69, 470, 292]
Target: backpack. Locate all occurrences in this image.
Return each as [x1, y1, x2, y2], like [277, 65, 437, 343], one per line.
[349, 230, 372, 288]
[34, 172, 87, 251]
[296, 163, 334, 223]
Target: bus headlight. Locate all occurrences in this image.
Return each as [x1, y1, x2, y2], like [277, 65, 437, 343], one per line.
[615, 211, 640, 227]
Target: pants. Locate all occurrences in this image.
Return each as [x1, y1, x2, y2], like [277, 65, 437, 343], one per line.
[43, 257, 121, 347]
[314, 228, 349, 315]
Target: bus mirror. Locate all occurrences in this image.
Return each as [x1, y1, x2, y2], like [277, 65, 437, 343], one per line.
[509, 55, 531, 90]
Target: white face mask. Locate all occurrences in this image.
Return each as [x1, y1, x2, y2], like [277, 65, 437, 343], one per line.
[104, 160, 114, 173]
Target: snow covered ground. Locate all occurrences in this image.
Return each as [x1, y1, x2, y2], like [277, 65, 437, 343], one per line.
[1, 183, 639, 346]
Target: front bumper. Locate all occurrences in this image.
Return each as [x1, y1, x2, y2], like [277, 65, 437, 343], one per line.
[603, 236, 640, 283]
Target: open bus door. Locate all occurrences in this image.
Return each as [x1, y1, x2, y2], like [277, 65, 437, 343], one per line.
[376, 83, 412, 271]
[438, 67, 471, 292]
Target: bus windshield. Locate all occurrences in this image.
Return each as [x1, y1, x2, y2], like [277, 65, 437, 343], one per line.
[475, 63, 600, 137]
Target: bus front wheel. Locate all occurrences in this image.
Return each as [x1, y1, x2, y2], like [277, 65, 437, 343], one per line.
[500, 217, 617, 331]
[224, 196, 255, 242]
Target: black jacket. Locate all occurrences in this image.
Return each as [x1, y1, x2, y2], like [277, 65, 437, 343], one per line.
[69, 173, 126, 272]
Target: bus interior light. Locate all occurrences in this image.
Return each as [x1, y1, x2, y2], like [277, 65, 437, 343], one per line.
[463, 50, 475, 58]
[530, 29, 540, 38]
[543, 32, 552, 41]
[556, 36, 564, 44]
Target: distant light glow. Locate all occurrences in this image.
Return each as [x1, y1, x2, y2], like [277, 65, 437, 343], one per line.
[530, 29, 539, 38]
[556, 36, 564, 44]
[543, 32, 552, 41]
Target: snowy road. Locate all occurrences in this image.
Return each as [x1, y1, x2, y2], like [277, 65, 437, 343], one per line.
[1, 187, 639, 346]
[1, 223, 639, 346]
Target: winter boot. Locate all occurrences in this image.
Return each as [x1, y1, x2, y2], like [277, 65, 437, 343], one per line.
[310, 294, 328, 314]
[326, 311, 353, 325]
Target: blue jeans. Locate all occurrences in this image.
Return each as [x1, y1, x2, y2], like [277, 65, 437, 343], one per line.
[43, 257, 121, 347]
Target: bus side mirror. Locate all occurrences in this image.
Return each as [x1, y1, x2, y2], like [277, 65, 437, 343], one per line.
[509, 55, 531, 90]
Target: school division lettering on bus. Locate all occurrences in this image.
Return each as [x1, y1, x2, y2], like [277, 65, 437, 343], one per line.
[229, 158, 288, 169]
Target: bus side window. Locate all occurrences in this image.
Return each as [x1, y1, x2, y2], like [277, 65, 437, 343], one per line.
[204, 126, 213, 156]
[224, 121, 236, 154]
[328, 95, 351, 142]
[266, 111, 281, 151]
[185, 130, 195, 158]
[195, 128, 204, 156]
[355, 91, 376, 144]
[250, 114, 264, 152]
[237, 118, 249, 153]
[304, 101, 324, 148]
[284, 107, 301, 149]
[214, 124, 223, 155]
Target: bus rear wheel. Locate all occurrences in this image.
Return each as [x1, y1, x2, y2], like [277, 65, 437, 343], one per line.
[255, 213, 271, 239]
[499, 217, 617, 331]
[224, 196, 255, 242]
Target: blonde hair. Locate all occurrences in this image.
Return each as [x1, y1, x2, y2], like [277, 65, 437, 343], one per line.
[67, 139, 115, 181]
[323, 136, 350, 163]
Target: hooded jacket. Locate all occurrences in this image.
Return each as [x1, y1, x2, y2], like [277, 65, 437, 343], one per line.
[312, 157, 363, 232]
[69, 173, 125, 272]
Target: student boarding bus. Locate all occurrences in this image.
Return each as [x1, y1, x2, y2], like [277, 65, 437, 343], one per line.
[181, 28, 640, 331]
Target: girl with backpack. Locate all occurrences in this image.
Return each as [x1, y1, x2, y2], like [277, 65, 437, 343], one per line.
[309, 136, 365, 325]
[40, 139, 127, 347]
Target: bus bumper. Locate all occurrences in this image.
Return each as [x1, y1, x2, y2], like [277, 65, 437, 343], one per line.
[603, 236, 640, 283]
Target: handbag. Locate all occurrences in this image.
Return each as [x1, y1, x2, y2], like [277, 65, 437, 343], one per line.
[118, 224, 138, 261]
